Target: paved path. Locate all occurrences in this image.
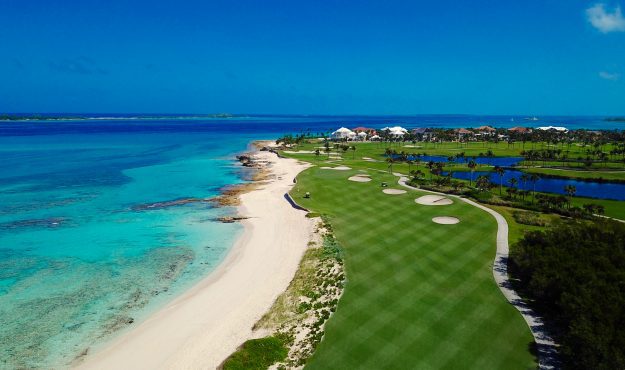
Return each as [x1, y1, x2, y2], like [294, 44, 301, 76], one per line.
[396, 175, 560, 369]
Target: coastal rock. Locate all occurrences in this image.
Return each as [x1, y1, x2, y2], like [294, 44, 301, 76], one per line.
[131, 198, 210, 211]
[215, 216, 249, 223]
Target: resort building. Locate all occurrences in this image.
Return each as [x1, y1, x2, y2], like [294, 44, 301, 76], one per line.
[508, 126, 532, 134]
[330, 127, 356, 140]
[351, 127, 376, 141]
[352, 126, 377, 135]
[537, 126, 569, 132]
[455, 128, 473, 139]
[381, 126, 408, 138]
[412, 127, 433, 141]
[476, 125, 496, 134]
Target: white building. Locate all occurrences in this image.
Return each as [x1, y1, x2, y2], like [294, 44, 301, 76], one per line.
[537, 126, 568, 132]
[381, 126, 408, 138]
[330, 127, 356, 140]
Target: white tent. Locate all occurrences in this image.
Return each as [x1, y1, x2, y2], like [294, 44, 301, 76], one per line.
[330, 127, 356, 140]
[537, 126, 568, 132]
[382, 126, 408, 137]
[357, 131, 367, 141]
[370, 135, 381, 141]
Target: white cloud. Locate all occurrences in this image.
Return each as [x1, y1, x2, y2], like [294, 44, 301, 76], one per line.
[586, 3, 625, 33]
[599, 71, 621, 80]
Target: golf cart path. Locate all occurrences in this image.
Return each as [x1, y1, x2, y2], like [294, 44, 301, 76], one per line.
[395, 174, 560, 370]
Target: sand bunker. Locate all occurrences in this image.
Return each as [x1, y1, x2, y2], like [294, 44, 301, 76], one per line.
[382, 189, 407, 195]
[432, 216, 460, 224]
[348, 175, 372, 182]
[283, 150, 314, 154]
[415, 195, 453, 205]
[320, 166, 351, 170]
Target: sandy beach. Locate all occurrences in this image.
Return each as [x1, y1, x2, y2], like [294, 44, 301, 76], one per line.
[78, 148, 314, 369]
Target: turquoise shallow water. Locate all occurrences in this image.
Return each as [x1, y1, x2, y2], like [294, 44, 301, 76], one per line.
[0, 127, 263, 368]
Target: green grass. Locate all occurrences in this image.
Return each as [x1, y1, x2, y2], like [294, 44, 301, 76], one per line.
[486, 205, 558, 244]
[521, 166, 625, 182]
[283, 144, 625, 222]
[222, 336, 289, 370]
[288, 140, 622, 160]
[287, 165, 536, 369]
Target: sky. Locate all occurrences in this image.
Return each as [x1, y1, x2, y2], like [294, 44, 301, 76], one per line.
[0, 0, 624, 115]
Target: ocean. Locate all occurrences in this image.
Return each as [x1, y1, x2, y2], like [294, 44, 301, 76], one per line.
[0, 114, 621, 368]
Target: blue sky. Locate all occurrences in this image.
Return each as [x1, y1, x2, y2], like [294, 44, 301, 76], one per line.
[1, 0, 624, 115]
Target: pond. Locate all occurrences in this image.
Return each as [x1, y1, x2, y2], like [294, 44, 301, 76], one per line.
[450, 170, 625, 201]
[407, 155, 523, 167]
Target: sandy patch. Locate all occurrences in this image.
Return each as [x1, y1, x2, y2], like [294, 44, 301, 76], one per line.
[283, 150, 315, 154]
[432, 216, 460, 224]
[348, 175, 372, 182]
[415, 195, 453, 205]
[383, 189, 407, 195]
[320, 166, 351, 170]
[362, 157, 379, 162]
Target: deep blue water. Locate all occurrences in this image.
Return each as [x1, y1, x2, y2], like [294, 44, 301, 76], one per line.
[408, 155, 523, 167]
[451, 170, 625, 201]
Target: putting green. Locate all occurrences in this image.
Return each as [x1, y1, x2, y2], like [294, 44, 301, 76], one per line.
[289, 166, 536, 369]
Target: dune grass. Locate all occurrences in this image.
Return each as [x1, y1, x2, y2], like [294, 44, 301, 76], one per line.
[221, 336, 289, 370]
[287, 164, 537, 369]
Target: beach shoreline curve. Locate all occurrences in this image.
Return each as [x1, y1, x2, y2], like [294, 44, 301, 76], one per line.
[76, 142, 315, 369]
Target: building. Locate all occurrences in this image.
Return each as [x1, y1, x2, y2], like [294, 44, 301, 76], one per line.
[330, 127, 356, 140]
[352, 126, 377, 135]
[476, 125, 496, 133]
[537, 126, 568, 132]
[455, 128, 473, 139]
[381, 126, 408, 138]
[412, 127, 433, 141]
[508, 126, 532, 134]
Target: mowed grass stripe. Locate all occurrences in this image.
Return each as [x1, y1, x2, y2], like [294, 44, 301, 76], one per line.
[291, 166, 535, 369]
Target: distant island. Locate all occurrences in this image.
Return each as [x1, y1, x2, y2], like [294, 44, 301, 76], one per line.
[0, 113, 235, 121]
[604, 117, 625, 122]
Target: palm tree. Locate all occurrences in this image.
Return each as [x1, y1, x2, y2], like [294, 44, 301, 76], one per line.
[494, 166, 505, 195]
[467, 160, 477, 186]
[529, 173, 540, 203]
[324, 142, 331, 159]
[476, 175, 491, 192]
[386, 157, 395, 174]
[508, 177, 518, 199]
[406, 158, 414, 174]
[412, 169, 425, 181]
[519, 173, 529, 191]
[426, 161, 435, 180]
[414, 156, 422, 169]
[350, 145, 356, 159]
[314, 149, 320, 160]
[564, 185, 576, 209]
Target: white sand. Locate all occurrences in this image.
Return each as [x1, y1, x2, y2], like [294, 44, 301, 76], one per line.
[348, 175, 371, 182]
[432, 216, 460, 224]
[283, 150, 315, 154]
[382, 189, 406, 195]
[415, 195, 453, 205]
[78, 151, 315, 370]
[320, 166, 351, 170]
